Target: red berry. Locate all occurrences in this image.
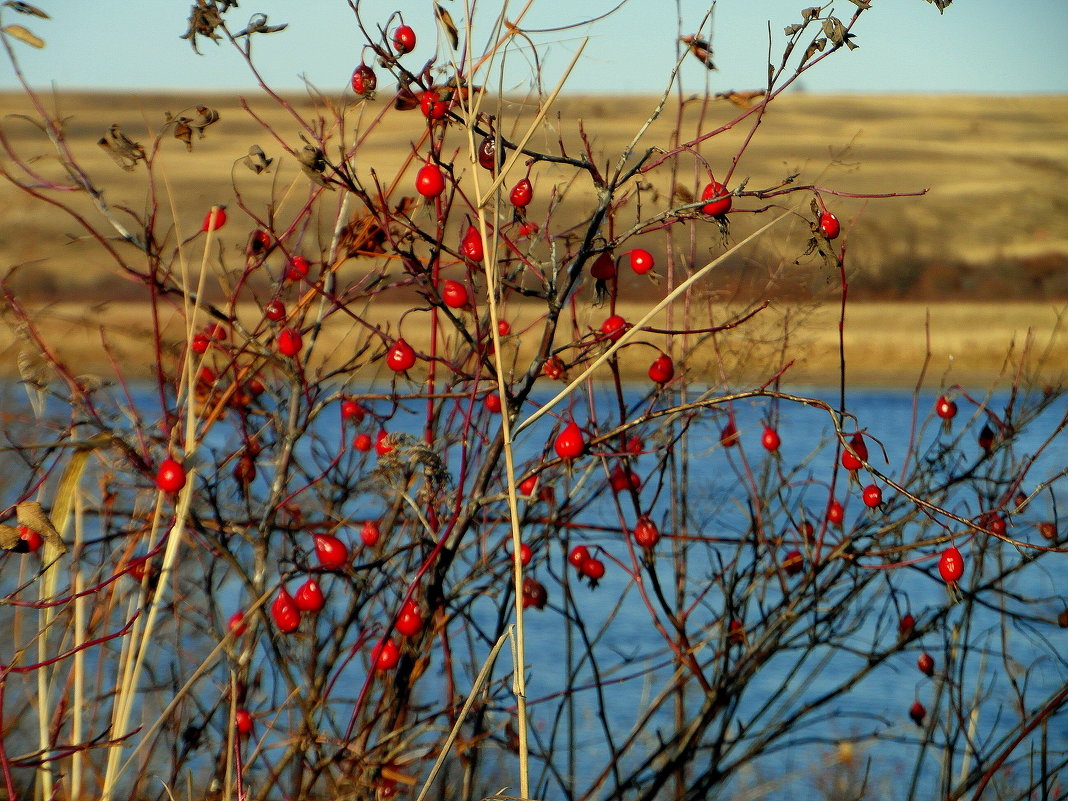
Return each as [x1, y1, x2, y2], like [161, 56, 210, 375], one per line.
[983, 512, 1006, 536]
[728, 619, 745, 645]
[841, 432, 867, 471]
[935, 395, 957, 420]
[460, 225, 484, 262]
[286, 256, 311, 282]
[514, 542, 533, 566]
[628, 248, 654, 275]
[353, 433, 372, 452]
[351, 64, 376, 96]
[314, 533, 349, 569]
[371, 638, 400, 671]
[271, 588, 301, 633]
[978, 424, 995, 452]
[589, 252, 616, 281]
[700, 181, 731, 217]
[909, 701, 926, 726]
[360, 520, 382, 547]
[862, 483, 883, 508]
[609, 464, 640, 494]
[625, 435, 643, 456]
[419, 89, 448, 120]
[392, 24, 416, 54]
[648, 354, 674, 385]
[917, 652, 935, 676]
[1038, 521, 1057, 540]
[201, 206, 227, 232]
[277, 328, 302, 357]
[484, 392, 502, 414]
[899, 613, 916, 638]
[761, 425, 781, 452]
[386, 338, 417, 371]
[340, 399, 365, 423]
[518, 475, 538, 496]
[827, 499, 845, 526]
[554, 420, 585, 460]
[395, 600, 423, 637]
[522, 577, 548, 609]
[263, 299, 286, 321]
[798, 520, 815, 543]
[938, 546, 964, 583]
[633, 516, 660, 549]
[783, 548, 804, 576]
[1059, 609, 1068, 628]
[441, 279, 469, 309]
[580, 556, 605, 581]
[542, 355, 566, 380]
[818, 211, 840, 239]
[17, 525, 42, 552]
[156, 457, 186, 493]
[509, 177, 533, 208]
[416, 161, 446, 197]
[248, 229, 272, 254]
[568, 545, 590, 570]
[235, 709, 254, 736]
[375, 430, 394, 456]
[477, 135, 499, 171]
[227, 611, 247, 636]
[294, 577, 326, 612]
[600, 314, 627, 342]
[720, 421, 739, 448]
[191, 333, 210, 354]
[233, 454, 256, 485]
[518, 221, 538, 237]
[497, 320, 511, 336]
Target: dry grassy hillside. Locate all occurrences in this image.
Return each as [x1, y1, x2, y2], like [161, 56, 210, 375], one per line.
[0, 90, 1065, 383]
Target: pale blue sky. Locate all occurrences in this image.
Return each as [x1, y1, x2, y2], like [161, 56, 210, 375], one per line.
[1, 1, 1066, 95]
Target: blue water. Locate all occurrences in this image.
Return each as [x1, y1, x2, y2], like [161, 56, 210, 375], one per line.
[1, 381, 1065, 800]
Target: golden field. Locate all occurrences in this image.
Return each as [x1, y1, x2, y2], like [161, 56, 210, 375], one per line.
[0, 90, 1065, 385]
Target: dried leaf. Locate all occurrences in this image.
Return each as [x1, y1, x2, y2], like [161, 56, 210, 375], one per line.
[801, 7, 821, 21]
[189, 105, 219, 137]
[173, 119, 193, 151]
[180, 0, 224, 54]
[98, 124, 145, 171]
[17, 501, 68, 555]
[680, 34, 715, 69]
[3, 1, 50, 19]
[298, 144, 333, 189]
[435, 4, 458, 49]
[234, 12, 288, 37]
[715, 89, 766, 109]
[847, 0, 872, 8]
[784, 23, 803, 35]
[242, 144, 272, 174]
[2, 23, 43, 48]
[822, 16, 846, 45]
[802, 37, 827, 63]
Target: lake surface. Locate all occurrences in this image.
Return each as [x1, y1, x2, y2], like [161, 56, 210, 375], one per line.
[1, 382, 1064, 800]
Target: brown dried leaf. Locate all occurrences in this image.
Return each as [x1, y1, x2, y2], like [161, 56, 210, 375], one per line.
[234, 13, 288, 37]
[2, 23, 43, 48]
[801, 7, 821, 21]
[16, 501, 67, 555]
[190, 105, 220, 136]
[847, 0, 872, 8]
[3, 2, 50, 19]
[242, 144, 272, 174]
[173, 119, 193, 151]
[784, 23, 803, 35]
[435, 4, 458, 49]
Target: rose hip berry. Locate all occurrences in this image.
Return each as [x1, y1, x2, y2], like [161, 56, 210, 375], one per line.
[271, 588, 300, 633]
[156, 458, 186, 493]
[862, 484, 883, 508]
[419, 89, 448, 120]
[314, 533, 349, 569]
[909, 701, 926, 726]
[371, 638, 400, 671]
[818, 211, 840, 240]
[441, 280, 469, 309]
[938, 546, 964, 583]
[633, 516, 661, 549]
[827, 499, 845, 526]
[294, 577, 326, 613]
[201, 206, 227, 232]
[395, 600, 423, 637]
[935, 395, 957, 420]
[460, 225, 484, 262]
[277, 328, 303, 357]
[263, 299, 286, 321]
[509, 177, 533, 208]
[351, 64, 376, 96]
[416, 161, 446, 198]
[917, 652, 935, 676]
[568, 545, 590, 570]
[392, 24, 416, 54]
[841, 432, 868, 472]
[761, 426, 781, 453]
[386, 338, 417, 372]
[17, 525, 42, 552]
[600, 315, 627, 342]
[899, 613, 916, 638]
[360, 520, 382, 547]
[700, 181, 731, 217]
[628, 248, 654, 275]
[522, 577, 548, 609]
[554, 420, 585, 460]
[235, 709, 254, 736]
[648, 353, 675, 385]
[720, 421, 739, 448]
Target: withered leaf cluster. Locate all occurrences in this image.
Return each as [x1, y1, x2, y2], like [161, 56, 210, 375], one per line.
[234, 12, 287, 38]
[3, 1, 50, 17]
[165, 105, 220, 151]
[180, 0, 225, 53]
[242, 144, 272, 174]
[298, 143, 332, 189]
[98, 123, 145, 171]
